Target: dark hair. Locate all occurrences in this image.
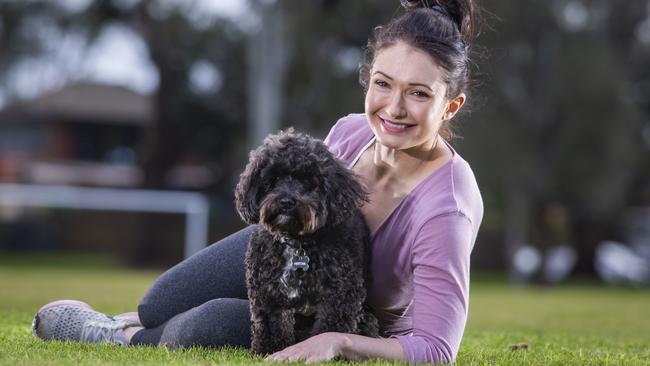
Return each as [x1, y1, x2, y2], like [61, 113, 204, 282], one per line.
[360, 0, 477, 139]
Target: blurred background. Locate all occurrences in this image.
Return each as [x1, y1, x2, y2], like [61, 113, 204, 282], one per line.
[0, 0, 649, 286]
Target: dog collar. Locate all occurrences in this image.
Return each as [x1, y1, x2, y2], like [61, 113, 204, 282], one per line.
[280, 237, 310, 272]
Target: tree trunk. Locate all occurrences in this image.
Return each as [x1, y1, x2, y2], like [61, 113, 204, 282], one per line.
[504, 179, 532, 280]
[246, 1, 288, 148]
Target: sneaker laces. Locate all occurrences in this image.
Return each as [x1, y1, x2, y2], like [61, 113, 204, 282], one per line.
[80, 318, 138, 345]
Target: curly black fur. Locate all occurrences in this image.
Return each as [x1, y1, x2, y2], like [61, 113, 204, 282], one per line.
[235, 129, 379, 355]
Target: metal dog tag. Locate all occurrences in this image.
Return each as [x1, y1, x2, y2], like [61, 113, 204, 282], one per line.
[291, 254, 310, 271]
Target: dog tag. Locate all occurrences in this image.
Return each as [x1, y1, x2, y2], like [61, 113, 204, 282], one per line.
[291, 254, 310, 272]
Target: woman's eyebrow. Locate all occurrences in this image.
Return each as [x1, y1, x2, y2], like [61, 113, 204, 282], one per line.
[373, 70, 393, 80]
[372, 70, 433, 91]
[409, 83, 433, 91]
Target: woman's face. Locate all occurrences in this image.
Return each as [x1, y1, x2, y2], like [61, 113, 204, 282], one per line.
[364, 41, 464, 153]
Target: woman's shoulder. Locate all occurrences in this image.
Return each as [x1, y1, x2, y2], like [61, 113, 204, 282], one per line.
[323, 113, 373, 165]
[411, 149, 483, 228]
[397, 153, 482, 254]
[448, 152, 483, 221]
[323, 113, 369, 143]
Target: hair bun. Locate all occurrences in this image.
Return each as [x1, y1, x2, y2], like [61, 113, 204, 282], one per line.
[399, 1, 452, 18]
[399, 0, 476, 44]
[400, 0, 432, 10]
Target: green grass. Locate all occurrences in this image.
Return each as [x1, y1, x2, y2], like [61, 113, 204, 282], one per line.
[1, 253, 649, 365]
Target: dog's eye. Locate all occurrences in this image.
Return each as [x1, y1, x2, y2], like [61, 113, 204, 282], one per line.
[308, 175, 318, 185]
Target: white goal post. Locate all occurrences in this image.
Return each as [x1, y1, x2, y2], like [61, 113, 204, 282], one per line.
[0, 183, 209, 259]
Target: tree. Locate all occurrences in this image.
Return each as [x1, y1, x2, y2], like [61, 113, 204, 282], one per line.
[459, 0, 649, 274]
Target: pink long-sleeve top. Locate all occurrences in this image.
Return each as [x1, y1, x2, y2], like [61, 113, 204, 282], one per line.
[324, 113, 483, 364]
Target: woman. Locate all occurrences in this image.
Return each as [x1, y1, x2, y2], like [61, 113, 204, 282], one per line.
[32, 0, 483, 363]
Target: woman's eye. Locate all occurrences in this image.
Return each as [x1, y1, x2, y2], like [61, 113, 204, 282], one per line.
[411, 90, 430, 98]
[374, 80, 389, 88]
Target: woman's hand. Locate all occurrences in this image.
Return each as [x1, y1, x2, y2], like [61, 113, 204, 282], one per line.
[265, 332, 349, 364]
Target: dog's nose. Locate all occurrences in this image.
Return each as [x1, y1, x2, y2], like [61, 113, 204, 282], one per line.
[279, 197, 295, 209]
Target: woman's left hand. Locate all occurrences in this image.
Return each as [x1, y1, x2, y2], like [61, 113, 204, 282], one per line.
[265, 332, 349, 364]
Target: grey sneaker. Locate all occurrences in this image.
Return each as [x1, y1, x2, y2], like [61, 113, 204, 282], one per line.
[114, 311, 141, 326]
[32, 300, 140, 345]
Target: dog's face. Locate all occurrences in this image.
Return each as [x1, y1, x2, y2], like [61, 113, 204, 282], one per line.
[258, 170, 327, 236]
[235, 129, 367, 237]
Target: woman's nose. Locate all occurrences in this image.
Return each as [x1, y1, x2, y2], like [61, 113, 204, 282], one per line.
[386, 92, 406, 119]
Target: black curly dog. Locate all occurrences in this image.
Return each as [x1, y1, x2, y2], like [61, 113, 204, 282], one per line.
[235, 129, 379, 355]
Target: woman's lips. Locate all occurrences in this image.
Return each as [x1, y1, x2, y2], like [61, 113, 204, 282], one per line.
[379, 117, 415, 133]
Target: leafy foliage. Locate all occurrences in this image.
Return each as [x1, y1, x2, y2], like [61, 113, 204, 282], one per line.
[1, 0, 649, 269]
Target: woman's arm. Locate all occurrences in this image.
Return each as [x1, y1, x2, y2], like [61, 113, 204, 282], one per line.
[396, 212, 475, 363]
[340, 333, 404, 361]
[266, 332, 404, 364]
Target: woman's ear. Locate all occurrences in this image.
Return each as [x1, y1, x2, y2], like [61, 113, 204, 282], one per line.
[444, 93, 466, 120]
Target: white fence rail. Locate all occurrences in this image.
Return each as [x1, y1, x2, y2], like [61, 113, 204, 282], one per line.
[0, 183, 209, 259]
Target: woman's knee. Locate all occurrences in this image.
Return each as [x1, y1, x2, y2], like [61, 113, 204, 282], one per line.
[137, 301, 164, 329]
[137, 226, 256, 328]
[159, 298, 251, 348]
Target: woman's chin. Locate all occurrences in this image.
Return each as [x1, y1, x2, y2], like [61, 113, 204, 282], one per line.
[374, 125, 414, 147]
[375, 134, 411, 151]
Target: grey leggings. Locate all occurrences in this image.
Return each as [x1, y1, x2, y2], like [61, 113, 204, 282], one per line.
[130, 226, 255, 348]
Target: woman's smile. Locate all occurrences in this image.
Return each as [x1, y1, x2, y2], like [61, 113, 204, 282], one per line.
[379, 116, 416, 133]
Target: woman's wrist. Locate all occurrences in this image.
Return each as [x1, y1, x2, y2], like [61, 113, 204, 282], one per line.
[335, 332, 354, 358]
[331, 332, 405, 362]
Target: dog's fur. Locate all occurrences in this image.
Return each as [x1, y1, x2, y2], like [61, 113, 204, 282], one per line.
[235, 129, 379, 355]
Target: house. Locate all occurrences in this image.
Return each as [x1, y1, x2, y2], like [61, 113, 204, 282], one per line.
[0, 83, 217, 263]
[0, 82, 153, 187]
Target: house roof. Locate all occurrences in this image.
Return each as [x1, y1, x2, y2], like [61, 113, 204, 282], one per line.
[7, 82, 154, 126]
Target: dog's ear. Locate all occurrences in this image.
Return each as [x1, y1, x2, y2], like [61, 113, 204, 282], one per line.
[322, 155, 369, 226]
[235, 147, 269, 224]
[235, 130, 294, 224]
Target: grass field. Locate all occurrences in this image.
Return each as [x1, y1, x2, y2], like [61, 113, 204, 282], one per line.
[1, 253, 649, 365]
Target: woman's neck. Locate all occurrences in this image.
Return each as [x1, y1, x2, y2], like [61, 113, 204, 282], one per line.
[371, 136, 444, 180]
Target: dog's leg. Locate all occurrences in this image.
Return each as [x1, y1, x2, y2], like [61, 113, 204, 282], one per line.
[358, 307, 380, 337]
[311, 288, 365, 336]
[250, 306, 295, 355]
[246, 231, 296, 354]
